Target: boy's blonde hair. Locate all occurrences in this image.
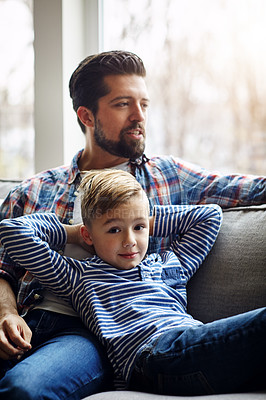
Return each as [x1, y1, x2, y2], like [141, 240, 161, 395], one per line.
[79, 169, 146, 226]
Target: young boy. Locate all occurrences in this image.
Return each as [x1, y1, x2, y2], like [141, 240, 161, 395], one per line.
[0, 169, 265, 396]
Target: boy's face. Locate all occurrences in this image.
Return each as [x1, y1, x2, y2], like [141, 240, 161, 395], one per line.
[82, 193, 150, 270]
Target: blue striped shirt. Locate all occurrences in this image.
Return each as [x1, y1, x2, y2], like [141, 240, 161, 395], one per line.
[0, 204, 222, 388]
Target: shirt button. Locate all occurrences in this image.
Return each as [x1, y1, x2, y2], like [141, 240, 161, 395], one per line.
[34, 294, 40, 300]
[68, 219, 74, 225]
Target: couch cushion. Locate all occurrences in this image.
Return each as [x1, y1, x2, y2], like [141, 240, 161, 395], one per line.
[86, 390, 266, 400]
[187, 205, 266, 323]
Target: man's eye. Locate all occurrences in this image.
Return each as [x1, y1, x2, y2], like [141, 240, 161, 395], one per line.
[116, 102, 129, 107]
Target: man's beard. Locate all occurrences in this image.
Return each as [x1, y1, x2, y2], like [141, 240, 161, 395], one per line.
[93, 119, 146, 160]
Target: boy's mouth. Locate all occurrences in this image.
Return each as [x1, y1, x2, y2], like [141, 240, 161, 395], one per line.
[118, 252, 139, 259]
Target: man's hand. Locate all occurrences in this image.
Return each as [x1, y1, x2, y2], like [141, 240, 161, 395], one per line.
[0, 279, 32, 360]
[0, 313, 32, 360]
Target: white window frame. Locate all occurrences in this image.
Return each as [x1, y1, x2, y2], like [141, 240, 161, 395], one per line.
[33, 0, 102, 173]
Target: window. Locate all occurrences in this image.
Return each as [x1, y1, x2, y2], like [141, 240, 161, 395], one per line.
[102, 0, 266, 175]
[0, 0, 34, 179]
[1, 0, 265, 179]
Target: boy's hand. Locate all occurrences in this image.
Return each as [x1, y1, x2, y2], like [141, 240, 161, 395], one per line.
[149, 216, 155, 236]
[63, 224, 95, 254]
[0, 313, 32, 360]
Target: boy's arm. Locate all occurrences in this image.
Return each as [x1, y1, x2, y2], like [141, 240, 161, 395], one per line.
[0, 185, 29, 293]
[152, 204, 222, 281]
[0, 213, 75, 302]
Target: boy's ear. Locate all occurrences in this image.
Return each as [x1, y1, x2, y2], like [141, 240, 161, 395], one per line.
[77, 106, 95, 128]
[80, 225, 93, 245]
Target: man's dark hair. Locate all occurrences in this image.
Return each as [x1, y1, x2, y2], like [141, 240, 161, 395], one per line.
[69, 50, 146, 133]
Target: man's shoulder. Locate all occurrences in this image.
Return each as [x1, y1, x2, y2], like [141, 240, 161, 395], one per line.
[143, 154, 183, 174]
[145, 154, 176, 167]
[144, 154, 207, 176]
[17, 150, 82, 190]
[20, 164, 70, 188]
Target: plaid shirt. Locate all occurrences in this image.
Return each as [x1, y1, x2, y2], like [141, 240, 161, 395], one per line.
[0, 149, 265, 315]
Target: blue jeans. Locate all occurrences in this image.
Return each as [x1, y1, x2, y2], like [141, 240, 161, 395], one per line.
[0, 310, 113, 400]
[131, 307, 266, 396]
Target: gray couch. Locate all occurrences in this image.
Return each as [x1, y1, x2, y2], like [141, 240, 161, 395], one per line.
[0, 180, 265, 400]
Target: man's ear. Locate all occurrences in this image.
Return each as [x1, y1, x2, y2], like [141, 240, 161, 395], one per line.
[80, 224, 93, 245]
[77, 106, 95, 128]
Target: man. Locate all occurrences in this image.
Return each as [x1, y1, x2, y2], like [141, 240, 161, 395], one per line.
[0, 50, 265, 400]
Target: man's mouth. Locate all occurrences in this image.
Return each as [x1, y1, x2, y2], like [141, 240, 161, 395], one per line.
[125, 125, 145, 139]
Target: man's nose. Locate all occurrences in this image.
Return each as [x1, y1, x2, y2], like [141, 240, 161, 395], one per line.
[129, 104, 145, 123]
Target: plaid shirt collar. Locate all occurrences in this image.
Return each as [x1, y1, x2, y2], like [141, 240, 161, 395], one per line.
[69, 150, 150, 183]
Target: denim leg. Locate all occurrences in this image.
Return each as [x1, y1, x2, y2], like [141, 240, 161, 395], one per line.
[132, 307, 266, 396]
[0, 310, 113, 400]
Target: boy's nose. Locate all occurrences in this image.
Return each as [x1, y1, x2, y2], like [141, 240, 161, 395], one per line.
[122, 232, 136, 248]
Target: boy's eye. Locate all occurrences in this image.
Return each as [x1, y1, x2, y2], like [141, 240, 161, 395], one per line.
[134, 225, 145, 231]
[108, 227, 120, 234]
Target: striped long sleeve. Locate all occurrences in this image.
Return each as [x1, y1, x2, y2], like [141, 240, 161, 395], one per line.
[0, 213, 75, 304]
[153, 204, 222, 282]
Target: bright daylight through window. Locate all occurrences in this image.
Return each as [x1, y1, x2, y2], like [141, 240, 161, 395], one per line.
[0, 0, 265, 180]
[0, 0, 34, 180]
[103, 0, 266, 175]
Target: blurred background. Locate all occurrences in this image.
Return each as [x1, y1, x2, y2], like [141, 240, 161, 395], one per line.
[0, 0, 266, 180]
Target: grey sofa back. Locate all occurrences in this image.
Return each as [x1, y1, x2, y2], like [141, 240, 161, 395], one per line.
[187, 205, 266, 323]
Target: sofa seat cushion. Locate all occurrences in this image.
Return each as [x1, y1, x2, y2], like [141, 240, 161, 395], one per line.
[86, 390, 266, 399]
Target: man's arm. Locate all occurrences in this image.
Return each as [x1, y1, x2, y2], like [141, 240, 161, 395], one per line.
[145, 156, 266, 208]
[176, 159, 266, 207]
[0, 185, 34, 360]
[0, 279, 31, 360]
